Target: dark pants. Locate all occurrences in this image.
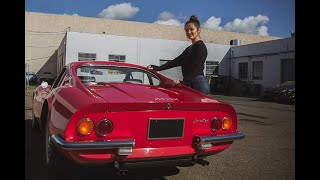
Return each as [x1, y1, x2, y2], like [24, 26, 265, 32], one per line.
[191, 75, 210, 95]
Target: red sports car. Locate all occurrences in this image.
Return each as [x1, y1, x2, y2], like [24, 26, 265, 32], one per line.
[32, 61, 245, 175]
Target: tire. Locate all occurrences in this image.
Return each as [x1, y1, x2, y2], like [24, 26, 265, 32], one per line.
[31, 93, 40, 132]
[44, 119, 65, 176]
[31, 110, 39, 131]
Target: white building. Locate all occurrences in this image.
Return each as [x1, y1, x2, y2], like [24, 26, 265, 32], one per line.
[231, 37, 295, 90]
[57, 31, 230, 81]
[57, 32, 295, 95]
[26, 12, 294, 96]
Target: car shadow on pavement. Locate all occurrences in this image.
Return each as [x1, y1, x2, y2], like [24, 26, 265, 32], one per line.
[25, 119, 180, 180]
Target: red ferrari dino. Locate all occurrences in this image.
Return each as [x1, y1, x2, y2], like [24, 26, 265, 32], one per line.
[31, 61, 245, 175]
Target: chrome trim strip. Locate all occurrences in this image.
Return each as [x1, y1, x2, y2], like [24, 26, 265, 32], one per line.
[200, 131, 245, 144]
[50, 135, 135, 150]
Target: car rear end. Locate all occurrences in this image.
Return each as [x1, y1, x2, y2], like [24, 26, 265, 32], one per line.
[52, 99, 244, 169]
[51, 62, 245, 170]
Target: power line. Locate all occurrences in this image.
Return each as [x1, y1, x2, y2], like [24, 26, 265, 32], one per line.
[25, 30, 66, 34]
[25, 45, 59, 48]
[25, 55, 52, 61]
[26, 33, 64, 36]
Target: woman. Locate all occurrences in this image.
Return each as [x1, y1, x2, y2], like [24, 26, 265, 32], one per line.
[147, 15, 210, 95]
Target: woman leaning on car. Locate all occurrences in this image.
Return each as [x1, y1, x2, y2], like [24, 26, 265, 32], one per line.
[147, 15, 210, 95]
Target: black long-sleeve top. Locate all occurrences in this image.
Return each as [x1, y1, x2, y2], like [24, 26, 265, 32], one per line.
[151, 40, 208, 86]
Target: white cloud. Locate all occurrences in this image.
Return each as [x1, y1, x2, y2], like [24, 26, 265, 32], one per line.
[154, 19, 183, 26]
[97, 3, 139, 20]
[154, 12, 270, 36]
[202, 16, 223, 30]
[223, 14, 269, 36]
[158, 11, 176, 21]
[154, 11, 183, 26]
[63, 13, 79, 16]
[257, 25, 269, 36]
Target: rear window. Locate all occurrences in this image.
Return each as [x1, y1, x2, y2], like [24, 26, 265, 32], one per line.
[76, 65, 160, 86]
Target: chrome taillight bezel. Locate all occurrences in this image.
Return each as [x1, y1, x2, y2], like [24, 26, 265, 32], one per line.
[211, 117, 222, 132]
[96, 119, 113, 136]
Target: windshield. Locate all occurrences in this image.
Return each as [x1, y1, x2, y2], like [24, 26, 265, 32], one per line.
[76, 65, 160, 86]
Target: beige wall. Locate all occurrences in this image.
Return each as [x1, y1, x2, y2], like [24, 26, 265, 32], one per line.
[25, 12, 281, 75]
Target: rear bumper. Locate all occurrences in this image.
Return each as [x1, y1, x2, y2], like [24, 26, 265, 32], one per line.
[199, 131, 245, 143]
[51, 131, 244, 164]
[51, 135, 135, 152]
[194, 131, 245, 150]
[51, 131, 244, 150]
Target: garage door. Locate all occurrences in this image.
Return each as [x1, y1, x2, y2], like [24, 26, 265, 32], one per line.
[158, 60, 183, 80]
[281, 59, 295, 83]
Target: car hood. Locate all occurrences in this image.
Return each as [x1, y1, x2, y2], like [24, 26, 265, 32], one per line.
[87, 83, 221, 111]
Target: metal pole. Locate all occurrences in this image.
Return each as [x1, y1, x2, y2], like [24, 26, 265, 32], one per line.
[25, 63, 26, 89]
[27, 64, 29, 89]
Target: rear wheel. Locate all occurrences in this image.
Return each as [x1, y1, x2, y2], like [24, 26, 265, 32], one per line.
[31, 93, 39, 132]
[31, 112, 39, 131]
[44, 119, 66, 176]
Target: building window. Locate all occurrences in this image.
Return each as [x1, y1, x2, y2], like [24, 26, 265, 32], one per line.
[238, 62, 248, 79]
[78, 53, 96, 61]
[206, 61, 219, 76]
[252, 61, 263, 80]
[109, 54, 126, 62]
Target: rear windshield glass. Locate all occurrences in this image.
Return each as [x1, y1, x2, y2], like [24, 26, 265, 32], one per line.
[76, 65, 160, 86]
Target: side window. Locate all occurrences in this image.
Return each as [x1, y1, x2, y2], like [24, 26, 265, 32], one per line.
[150, 76, 160, 86]
[51, 67, 67, 89]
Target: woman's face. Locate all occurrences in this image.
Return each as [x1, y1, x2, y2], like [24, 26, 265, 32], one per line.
[184, 23, 200, 41]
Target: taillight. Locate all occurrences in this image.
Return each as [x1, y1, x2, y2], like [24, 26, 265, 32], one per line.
[222, 116, 232, 130]
[96, 119, 113, 136]
[77, 118, 94, 136]
[211, 117, 222, 132]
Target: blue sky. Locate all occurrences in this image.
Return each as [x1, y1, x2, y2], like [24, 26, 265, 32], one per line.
[25, 0, 295, 38]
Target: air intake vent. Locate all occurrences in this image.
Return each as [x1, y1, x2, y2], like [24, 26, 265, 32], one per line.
[230, 39, 241, 46]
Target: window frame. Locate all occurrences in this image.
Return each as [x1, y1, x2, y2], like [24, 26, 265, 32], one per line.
[238, 62, 248, 79]
[78, 52, 96, 61]
[51, 67, 68, 90]
[252, 61, 263, 80]
[108, 54, 126, 62]
[205, 61, 219, 77]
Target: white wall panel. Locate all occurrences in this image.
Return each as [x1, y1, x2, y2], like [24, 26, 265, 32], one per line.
[62, 32, 230, 81]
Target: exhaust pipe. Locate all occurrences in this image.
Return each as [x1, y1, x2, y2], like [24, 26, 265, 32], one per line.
[117, 169, 129, 176]
[114, 161, 129, 176]
[117, 170, 124, 176]
[123, 169, 128, 175]
[192, 155, 210, 166]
